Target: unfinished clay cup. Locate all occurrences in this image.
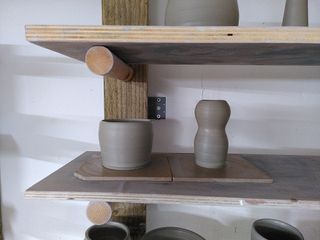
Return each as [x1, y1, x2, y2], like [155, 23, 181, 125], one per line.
[85, 221, 131, 240]
[165, 0, 239, 26]
[282, 0, 308, 26]
[194, 100, 231, 169]
[251, 219, 304, 240]
[99, 119, 153, 170]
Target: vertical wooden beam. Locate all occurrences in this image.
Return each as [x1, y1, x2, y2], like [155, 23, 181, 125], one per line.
[102, 1, 148, 239]
[102, 0, 148, 119]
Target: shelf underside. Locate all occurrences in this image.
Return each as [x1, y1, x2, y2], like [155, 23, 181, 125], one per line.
[26, 25, 320, 65]
[25, 152, 320, 208]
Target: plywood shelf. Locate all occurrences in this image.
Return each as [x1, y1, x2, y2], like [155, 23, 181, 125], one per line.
[25, 152, 320, 209]
[26, 25, 320, 65]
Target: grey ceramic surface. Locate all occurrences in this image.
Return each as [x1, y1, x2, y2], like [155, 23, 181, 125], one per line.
[282, 0, 308, 26]
[165, 0, 239, 26]
[141, 227, 205, 240]
[251, 219, 304, 240]
[85, 221, 131, 240]
[99, 119, 153, 170]
[194, 100, 231, 169]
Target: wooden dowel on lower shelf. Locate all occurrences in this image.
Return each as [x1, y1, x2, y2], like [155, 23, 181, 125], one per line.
[85, 46, 134, 81]
[87, 201, 112, 225]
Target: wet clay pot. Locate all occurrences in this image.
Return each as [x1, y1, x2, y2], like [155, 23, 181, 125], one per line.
[251, 219, 304, 240]
[85, 222, 131, 240]
[165, 0, 239, 26]
[99, 119, 153, 170]
[194, 100, 231, 169]
[282, 0, 308, 26]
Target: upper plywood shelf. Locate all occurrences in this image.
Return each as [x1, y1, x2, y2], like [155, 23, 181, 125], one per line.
[26, 25, 320, 65]
[25, 152, 320, 209]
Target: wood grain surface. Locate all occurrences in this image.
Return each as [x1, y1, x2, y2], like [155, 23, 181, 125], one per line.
[102, 0, 148, 119]
[170, 154, 272, 183]
[74, 152, 172, 182]
[100, 2, 148, 239]
[25, 152, 320, 208]
[26, 26, 320, 65]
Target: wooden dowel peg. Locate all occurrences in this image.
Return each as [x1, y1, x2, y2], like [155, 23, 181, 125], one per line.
[85, 46, 134, 81]
[86, 201, 112, 225]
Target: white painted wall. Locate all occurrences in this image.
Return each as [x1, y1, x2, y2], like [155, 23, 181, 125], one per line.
[0, 0, 319, 239]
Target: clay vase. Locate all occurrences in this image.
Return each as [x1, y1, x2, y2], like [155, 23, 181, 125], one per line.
[194, 100, 231, 169]
[282, 0, 308, 26]
[251, 219, 304, 240]
[99, 119, 153, 170]
[165, 0, 239, 26]
[85, 221, 131, 240]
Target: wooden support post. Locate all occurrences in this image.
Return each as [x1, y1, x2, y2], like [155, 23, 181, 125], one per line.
[102, 0, 148, 120]
[101, 1, 148, 239]
[85, 46, 134, 81]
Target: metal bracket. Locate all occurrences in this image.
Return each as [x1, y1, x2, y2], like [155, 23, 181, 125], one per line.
[148, 97, 166, 120]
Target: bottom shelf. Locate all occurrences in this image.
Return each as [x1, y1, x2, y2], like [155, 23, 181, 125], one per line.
[25, 152, 320, 208]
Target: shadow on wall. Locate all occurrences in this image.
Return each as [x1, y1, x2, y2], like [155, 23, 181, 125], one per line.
[0, 135, 20, 240]
[149, 65, 320, 95]
[0, 44, 97, 240]
[1, 113, 98, 164]
[0, 44, 100, 163]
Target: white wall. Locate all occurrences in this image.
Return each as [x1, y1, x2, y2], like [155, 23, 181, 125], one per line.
[0, 0, 319, 239]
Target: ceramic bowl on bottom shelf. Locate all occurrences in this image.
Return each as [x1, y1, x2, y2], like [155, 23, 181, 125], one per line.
[85, 221, 131, 240]
[141, 227, 205, 240]
[251, 219, 304, 240]
[99, 119, 153, 170]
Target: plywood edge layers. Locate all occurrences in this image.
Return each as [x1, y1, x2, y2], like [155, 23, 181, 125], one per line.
[25, 25, 320, 44]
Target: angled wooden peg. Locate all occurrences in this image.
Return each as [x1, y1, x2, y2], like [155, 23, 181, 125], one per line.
[85, 46, 134, 81]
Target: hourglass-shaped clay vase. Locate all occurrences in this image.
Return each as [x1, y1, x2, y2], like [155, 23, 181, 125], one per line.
[194, 100, 231, 169]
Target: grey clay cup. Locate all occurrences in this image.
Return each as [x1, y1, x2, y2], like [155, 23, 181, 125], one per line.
[194, 100, 231, 169]
[85, 221, 131, 240]
[251, 219, 304, 240]
[99, 119, 153, 170]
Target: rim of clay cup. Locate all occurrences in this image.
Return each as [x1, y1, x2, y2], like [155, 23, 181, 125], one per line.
[253, 219, 304, 240]
[85, 221, 130, 240]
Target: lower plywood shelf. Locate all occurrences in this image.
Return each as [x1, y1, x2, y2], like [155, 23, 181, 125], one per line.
[25, 152, 320, 209]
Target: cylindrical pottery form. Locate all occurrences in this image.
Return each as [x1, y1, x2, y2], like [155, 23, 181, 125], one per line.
[85, 222, 131, 240]
[282, 0, 308, 26]
[99, 119, 153, 170]
[251, 219, 304, 240]
[165, 0, 239, 26]
[194, 100, 231, 169]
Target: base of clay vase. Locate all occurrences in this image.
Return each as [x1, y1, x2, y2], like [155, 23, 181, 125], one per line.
[195, 160, 226, 169]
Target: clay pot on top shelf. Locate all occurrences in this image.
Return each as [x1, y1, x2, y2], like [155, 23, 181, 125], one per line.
[282, 0, 308, 26]
[165, 0, 239, 26]
[194, 100, 231, 169]
[99, 119, 153, 170]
